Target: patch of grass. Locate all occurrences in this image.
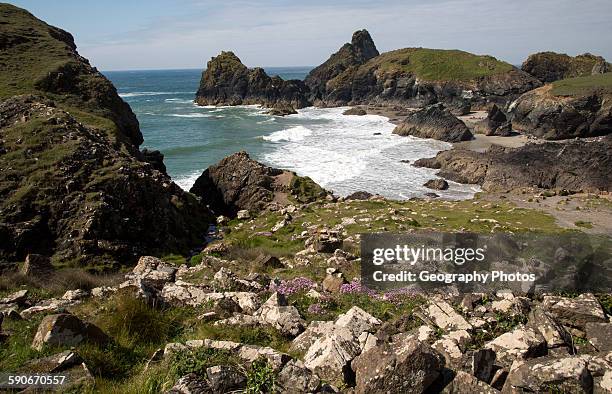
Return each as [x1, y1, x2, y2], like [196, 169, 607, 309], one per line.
[574, 220, 593, 229]
[246, 357, 276, 394]
[469, 313, 528, 350]
[191, 324, 292, 353]
[551, 72, 612, 97]
[290, 175, 327, 203]
[364, 47, 514, 81]
[0, 315, 49, 372]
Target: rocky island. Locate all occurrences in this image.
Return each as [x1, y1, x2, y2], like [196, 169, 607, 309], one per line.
[0, 3, 611, 394]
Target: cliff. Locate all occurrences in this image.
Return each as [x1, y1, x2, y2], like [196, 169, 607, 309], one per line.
[0, 4, 212, 267]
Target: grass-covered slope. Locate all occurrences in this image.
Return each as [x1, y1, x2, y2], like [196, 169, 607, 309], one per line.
[0, 3, 141, 147]
[367, 48, 514, 82]
[551, 72, 612, 96]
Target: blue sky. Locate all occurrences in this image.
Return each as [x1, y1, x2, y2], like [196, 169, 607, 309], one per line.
[8, 0, 612, 71]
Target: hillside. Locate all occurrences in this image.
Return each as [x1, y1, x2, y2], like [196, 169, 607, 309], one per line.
[551, 72, 612, 96]
[0, 4, 212, 267]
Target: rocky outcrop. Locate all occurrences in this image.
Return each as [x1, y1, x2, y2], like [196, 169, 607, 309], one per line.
[190, 151, 326, 217]
[305, 29, 379, 104]
[420, 136, 611, 192]
[0, 5, 213, 267]
[473, 104, 513, 136]
[521, 51, 611, 83]
[343, 107, 367, 115]
[265, 102, 297, 116]
[510, 84, 612, 139]
[307, 32, 541, 109]
[195, 51, 310, 108]
[393, 104, 473, 142]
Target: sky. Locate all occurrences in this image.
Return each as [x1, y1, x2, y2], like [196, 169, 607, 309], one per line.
[7, 0, 612, 71]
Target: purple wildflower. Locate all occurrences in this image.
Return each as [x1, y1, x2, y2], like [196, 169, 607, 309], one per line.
[270, 277, 317, 296]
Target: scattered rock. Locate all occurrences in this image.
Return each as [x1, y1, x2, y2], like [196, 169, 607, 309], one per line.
[586, 323, 612, 352]
[236, 209, 250, 220]
[254, 292, 305, 337]
[484, 326, 546, 367]
[322, 271, 348, 293]
[345, 191, 374, 200]
[473, 104, 512, 136]
[0, 289, 28, 305]
[542, 293, 607, 331]
[442, 371, 500, 393]
[277, 359, 321, 393]
[206, 365, 247, 393]
[419, 299, 472, 332]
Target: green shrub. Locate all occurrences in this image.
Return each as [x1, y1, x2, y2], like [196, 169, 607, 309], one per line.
[246, 357, 276, 394]
[169, 348, 239, 380]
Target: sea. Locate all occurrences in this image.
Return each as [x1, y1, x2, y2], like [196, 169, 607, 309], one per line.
[104, 68, 478, 200]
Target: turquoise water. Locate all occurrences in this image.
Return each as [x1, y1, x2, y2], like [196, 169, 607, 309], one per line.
[104, 68, 478, 199]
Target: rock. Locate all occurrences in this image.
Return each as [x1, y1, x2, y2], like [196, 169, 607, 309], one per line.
[305, 29, 379, 104]
[62, 289, 89, 301]
[303, 326, 360, 385]
[141, 148, 167, 174]
[442, 371, 500, 393]
[586, 323, 612, 352]
[322, 272, 347, 293]
[503, 354, 593, 393]
[424, 178, 449, 190]
[484, 326, 547, 367]
[277, 359, 321, 393]
[31, 313, 109, 351]
[195, 51, 310, 109]
[266, 103, 297, 116]
[253, 254, 284, 269]
[426, 136, 612, 192]
[20, 298, 75, 319]
[314, 231, 343, 253]
[343, 107, 367, 116]
[206, 365, 246, 393]
[236, 209, 250, 220]
[419, 299, 472, 332]
[129, 256, 177, 290]
[190, 151, 325, 216]
[21, 254, 53, 276]
[168, 373, 211, 394]
[511, 84, 612, 139]
[160, 284, 261, 313]
[473, 104, 513, 136]
[212, 297, 242, 319]
[472, 348, 497, 382]
[23, 351, 95, 390]
[352, 338, 444, 394]
[542, 293, 607, 331]
[254, 292, 305, 337]
[335, 306, 381, 337]
[527, 306, 571, 349]
[521, 51, 612, 83]
[291, 321, 337, 353]
[345, 191, 374, 200]
[393, 104, 473, 142]
[0, 289, 28, 305]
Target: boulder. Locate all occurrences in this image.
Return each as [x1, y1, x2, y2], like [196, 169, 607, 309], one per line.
[343, 107, 367, 116]
[276, 359, 321, 393]
[236, 209, 250, 220]
[21, 254, 54, 276]
[442, 371, 500, 393]
[160, 284, 261, 313]
[345, 191, 374, 200]
[484, 326, 547, 367]
[419, 299, 472, 332]
[254, 292, 305, 337]
[266, 103, 297, 116]
[0, 289, 28, 305]
[393, 104, 473, 142]
[20, 298, 75, 319]
[303, 326, 360, 385]
[473, 104, 513, 136]
[424, 178, 449, 190]
[206, 365, 247, 393]
[167, 373, 211, 394]
[314, 231, 343, 253]
[291, 321, 337, 353]
[586, 323, 612, 352]
[527, 306, 571, 348]
[253, 254, 284, 269]
[322, 272, 347, 293]
[31, 313, 109, 351]
[335, 306, 381, 337]
[542, 293, 607, 331]
[503, 355, 593, 393]
[22, 351, 95, 390]
[352, 338, 444, 394]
